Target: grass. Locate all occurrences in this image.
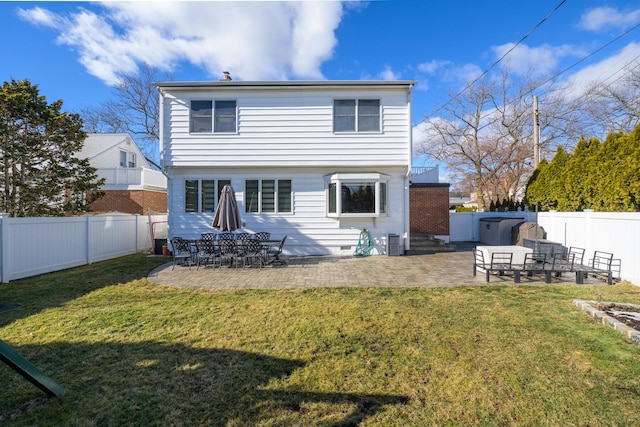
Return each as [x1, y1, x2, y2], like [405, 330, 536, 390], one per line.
[2, 254, 640, 426]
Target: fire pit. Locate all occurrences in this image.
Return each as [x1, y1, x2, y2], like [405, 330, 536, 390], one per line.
[574, 299, 640, 345]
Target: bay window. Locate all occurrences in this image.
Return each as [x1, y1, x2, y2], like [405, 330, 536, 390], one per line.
[326, 173, 388, 217]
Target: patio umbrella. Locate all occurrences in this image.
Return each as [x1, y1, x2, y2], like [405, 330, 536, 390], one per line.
[212, 184, 242, 232]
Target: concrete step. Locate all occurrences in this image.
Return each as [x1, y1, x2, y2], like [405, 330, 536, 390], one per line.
[408, 233, 457, 255]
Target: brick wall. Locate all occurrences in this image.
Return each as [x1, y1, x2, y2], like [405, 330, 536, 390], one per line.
[410, 183, 450, 235]
[90, 189, 167, 214]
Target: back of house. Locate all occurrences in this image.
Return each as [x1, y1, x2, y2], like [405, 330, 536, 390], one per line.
[156, 79, 416, 255]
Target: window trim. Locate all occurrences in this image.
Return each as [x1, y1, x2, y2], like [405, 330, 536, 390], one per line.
[184, 179, 231, 213]
[333, 99, 381, 133]
[325, 172, 389, 218]
[119, 150, 136, 168]
[213, 100, 237, 134]
[244, 178, 293, 214]
[190, 100, 213, 133]
[189, 99, 237, 134]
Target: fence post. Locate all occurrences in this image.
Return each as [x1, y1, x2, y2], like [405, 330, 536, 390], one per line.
[134, 214, 139, 253]
[85, 214, 91, 264]
[0, 213, 8, 283]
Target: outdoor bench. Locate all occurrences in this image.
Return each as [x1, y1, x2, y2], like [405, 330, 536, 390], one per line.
[540, 252, 579, 283]
[474, 250, 522, 283]
[574, 250, 615, 285]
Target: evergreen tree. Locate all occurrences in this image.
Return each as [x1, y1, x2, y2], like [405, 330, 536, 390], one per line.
[525, 125, 640, 212]
[0, 79, 104, 217]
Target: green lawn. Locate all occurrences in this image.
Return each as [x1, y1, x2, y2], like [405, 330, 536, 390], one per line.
[1, 254, 640, 426]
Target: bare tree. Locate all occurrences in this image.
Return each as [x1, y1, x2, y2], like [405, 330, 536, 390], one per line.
[416, 68, 580, 210]
[580, 60, 640, 137]
[80, 65, 173, 166]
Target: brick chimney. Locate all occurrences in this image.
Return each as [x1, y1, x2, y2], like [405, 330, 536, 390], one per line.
[221, 71, 232, 81]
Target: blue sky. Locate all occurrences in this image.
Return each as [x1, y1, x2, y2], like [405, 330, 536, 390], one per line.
[2, 0, 640, 168]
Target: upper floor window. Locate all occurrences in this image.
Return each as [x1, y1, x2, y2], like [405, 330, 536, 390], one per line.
[190, 100, 237, 133]
[333, 99, 380, 133]
[119, 150, 136, 168]
[245, 179, 292, 214]
[185, 179, 231, 213]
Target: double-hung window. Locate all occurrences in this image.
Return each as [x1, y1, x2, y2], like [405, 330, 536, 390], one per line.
[119, 150, 136, 168]
[190, 100, 237, 133]
[333, 99, 380, 132]
[245, 179, 292, 214]
[326, 173, 388, 217]
[185, 179, 231, 213]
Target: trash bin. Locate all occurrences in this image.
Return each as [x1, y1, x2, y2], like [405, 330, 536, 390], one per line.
[154, 239, 167, 255]
[387, 234, 401, 256]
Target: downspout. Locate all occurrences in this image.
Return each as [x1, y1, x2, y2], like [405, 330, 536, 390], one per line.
[404, 83, 414, 253]
[157, 87, 171, 241]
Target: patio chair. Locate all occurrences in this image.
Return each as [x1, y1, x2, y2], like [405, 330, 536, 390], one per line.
[235, 232, 251, 241]
[567, 246, 585, 265]
[171, 237, 193, 270]
[243, 238, 265, 268]
[522, 252, 546, 278]
[483, 252, 519, 283]
[266, 236, 287, 267]
[201, 232, 217, 242]
[218, 232, 232, 241]
[195, 239, 220, 269]
[472, 249, 487, 276]
[253, 231, 271, 241]
[218, 238, 240, 268]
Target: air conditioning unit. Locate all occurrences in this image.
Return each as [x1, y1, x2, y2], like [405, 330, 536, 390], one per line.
[387, 234, 401, 256]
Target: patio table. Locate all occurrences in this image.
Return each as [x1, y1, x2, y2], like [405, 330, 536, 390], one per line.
[475, 245, 533, 273]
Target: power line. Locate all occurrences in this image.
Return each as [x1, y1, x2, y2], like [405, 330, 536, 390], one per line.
[424, 0, 567, 120]
[532, 21, 640, 95]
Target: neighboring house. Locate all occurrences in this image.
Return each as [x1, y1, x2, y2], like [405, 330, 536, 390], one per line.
[78, 133, 167, 215]
[156, 79, 416, 255]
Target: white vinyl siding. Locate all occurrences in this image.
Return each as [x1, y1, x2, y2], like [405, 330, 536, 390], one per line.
[162, 88, 410, 167]
[166, 167, 407, 256]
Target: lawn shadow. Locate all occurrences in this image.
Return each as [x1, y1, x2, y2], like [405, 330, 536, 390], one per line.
[1, 341, 409, 425]
[0, 254, 167, 328]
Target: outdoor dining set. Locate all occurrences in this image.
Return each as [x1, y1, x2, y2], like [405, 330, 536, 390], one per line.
[170, 232, 287, 270]
[473, 244, 618, 285]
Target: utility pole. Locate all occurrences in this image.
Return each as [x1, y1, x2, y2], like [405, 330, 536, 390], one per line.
[533, 96, 540, 168]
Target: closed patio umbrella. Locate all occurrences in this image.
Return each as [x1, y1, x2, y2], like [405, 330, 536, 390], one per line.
[212, 184, 242, 232]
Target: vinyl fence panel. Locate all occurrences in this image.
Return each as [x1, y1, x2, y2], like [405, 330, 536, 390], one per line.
[449, 211, 640, 285]
[0, 213, 164, 283]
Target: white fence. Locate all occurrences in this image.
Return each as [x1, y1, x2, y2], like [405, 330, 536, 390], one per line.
[450, 211, 640, 285]
[0, 213, 167, 283]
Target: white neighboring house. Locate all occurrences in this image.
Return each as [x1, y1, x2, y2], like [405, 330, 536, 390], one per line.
[156, 80, 416, 255]
[78, 133, 167, 214]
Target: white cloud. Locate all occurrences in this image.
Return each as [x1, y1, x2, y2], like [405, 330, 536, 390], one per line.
[579, 6, 640, 32]
[491, 42, 582, 76]
[377, 65, 400, 80]
[17, 6, 62, 29]
[442, 63, 483, 84]
[566, 42, 640, 96]
[417, 60, 450, 75]
[18, 1, 348, 85]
